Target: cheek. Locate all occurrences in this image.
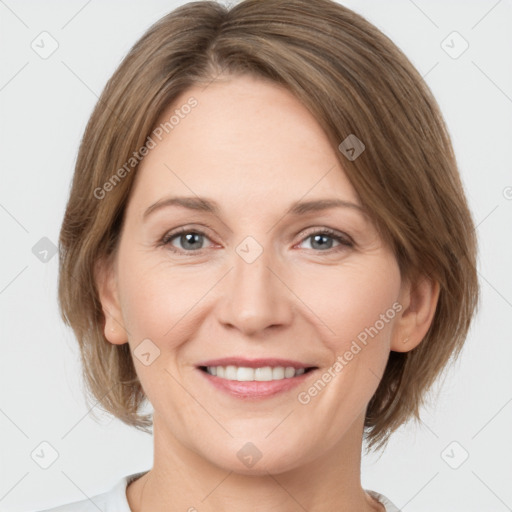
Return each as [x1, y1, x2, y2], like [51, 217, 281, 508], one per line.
[118, 236, 401, 354]
[118, 254, 202, 345]
[299, 256, 401, 351]
[117, 258, 199, 405]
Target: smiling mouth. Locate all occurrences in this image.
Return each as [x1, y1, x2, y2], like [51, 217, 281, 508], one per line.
[198, 365, 317, 382]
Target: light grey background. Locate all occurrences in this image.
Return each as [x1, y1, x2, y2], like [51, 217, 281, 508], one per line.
[1, 0, 511, 510]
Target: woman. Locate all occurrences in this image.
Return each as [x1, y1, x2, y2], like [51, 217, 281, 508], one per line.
[38, 0, 478, 510]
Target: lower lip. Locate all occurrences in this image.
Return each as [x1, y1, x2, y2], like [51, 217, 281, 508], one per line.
[197, 368, 315, 399]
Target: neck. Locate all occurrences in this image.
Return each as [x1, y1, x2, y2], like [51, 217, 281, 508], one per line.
[127, 411, 383, 512]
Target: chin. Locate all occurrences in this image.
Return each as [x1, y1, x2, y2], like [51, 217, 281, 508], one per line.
[202, 435, 313, 477]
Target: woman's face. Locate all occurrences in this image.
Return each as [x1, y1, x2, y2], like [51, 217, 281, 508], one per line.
[101, 74, 408, 474]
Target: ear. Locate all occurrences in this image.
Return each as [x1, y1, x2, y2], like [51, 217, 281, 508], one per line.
[391, 274, 440, 352]
[94, 254, 128, 345]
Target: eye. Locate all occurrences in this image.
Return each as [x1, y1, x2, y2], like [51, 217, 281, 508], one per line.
[160, 226, 354, 255]
[297, 228, 353, 252]
[161, 227, 213, 254]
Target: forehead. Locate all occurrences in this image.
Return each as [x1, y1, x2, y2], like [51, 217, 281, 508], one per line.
[127, 74, 359, 217]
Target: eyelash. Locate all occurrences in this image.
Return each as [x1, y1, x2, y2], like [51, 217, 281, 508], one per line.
[159, 225, 354, 256]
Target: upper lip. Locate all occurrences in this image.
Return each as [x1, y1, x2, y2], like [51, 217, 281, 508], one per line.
[196, 358, 316, 370]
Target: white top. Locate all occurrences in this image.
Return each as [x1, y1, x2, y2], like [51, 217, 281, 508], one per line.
[35, 471, 401, 511]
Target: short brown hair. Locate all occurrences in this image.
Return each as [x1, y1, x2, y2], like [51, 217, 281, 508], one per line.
[58, 0, 479, 452]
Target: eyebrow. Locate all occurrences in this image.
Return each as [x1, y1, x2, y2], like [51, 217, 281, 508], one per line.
[142, 195, 365, 221]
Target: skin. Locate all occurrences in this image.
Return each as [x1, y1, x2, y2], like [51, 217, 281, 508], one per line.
[96, 73, 439, 512]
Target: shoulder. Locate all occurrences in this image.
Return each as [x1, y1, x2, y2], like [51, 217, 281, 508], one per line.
[33, 471, 149, 512]
[365, 489, 402, 512]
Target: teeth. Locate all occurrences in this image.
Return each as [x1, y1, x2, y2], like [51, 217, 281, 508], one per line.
[205, 365, 308, 381]
[284, 367, 295, 378]
[225, 365, 237, 380]
[273, 367, 285, 379]
[237, 367, 254, 381]
[255, 367, 273, 381]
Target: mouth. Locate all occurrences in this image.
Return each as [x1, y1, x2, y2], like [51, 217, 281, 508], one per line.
[198, 365, 316, 381]
[196, 358, 318, 399]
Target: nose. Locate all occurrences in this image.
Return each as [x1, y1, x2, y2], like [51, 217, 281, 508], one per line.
[216, 243, 294, 336]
